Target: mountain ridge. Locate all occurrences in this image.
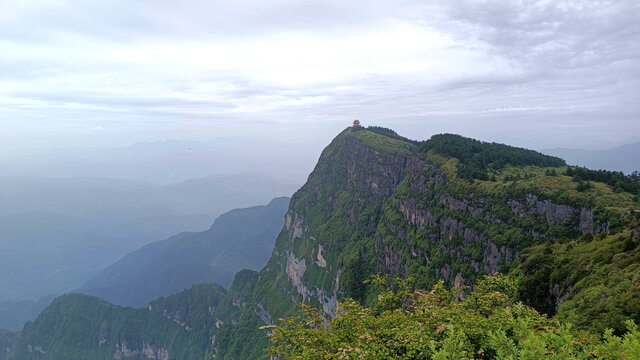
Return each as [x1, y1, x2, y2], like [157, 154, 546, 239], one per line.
[5, 126, 639, 359]
[80, 197, 289, 307]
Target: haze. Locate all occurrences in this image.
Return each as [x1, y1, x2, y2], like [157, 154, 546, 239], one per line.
[1, 0, 639, 332]
[1, 0, 639, 179]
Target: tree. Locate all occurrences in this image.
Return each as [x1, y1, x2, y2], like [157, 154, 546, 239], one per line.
[263, 275, 640, 359]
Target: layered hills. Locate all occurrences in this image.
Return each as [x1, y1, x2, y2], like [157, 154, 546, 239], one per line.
[2, 272, 259, 360]
[80, 197, 289, 307]
[0, 174, 299, 304]
[4, 126, 639, 359]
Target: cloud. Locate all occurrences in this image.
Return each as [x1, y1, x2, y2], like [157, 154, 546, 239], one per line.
[0, 0, 638, 154]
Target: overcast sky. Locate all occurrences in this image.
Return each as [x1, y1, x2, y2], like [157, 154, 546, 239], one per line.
[1, 0, 639, 162]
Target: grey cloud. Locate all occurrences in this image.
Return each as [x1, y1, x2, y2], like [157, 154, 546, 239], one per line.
[0, 0, 393, 44]
[436, 0, 640, 82]
[8, 92, 236, 111]
[1, 0, 638, 157]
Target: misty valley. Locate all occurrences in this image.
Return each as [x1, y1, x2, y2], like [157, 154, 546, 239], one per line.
[1, 126, 639, 359]
[2, 1, 640, 358]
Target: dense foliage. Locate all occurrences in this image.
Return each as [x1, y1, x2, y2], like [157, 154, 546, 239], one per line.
[566, 167, 640, 195]
[6, 127, 638, 359]
[420, 134, 566, 180]
[359, 126, 419, 144]
[254, 127, 637, 351]
[3, 275, 265, 360]
[7, 293, 206, 360]
[210, 270, 272, 360]
[511, 227, 640, 334]
[265, 275, 640, 359]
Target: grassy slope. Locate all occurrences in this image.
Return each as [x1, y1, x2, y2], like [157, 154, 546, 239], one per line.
[511, 225, 640, 334]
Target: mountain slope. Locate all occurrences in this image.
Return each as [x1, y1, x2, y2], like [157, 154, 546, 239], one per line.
[0, 174, 299, 303]
[7, 126, 639, 359]
[80, 197, 289, 307]
[252, 127, 637, 331]
[511, 225, 640, 334]
[4, 271, 266, 360]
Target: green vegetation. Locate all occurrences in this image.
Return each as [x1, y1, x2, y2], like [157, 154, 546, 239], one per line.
[211, 270, 272, 360]
[6, 127, 639, 359]
[150, 282, 226, 335]
[565, 167, 640, 195]
[352, 127, 417, 155]
[3, 274, 265, 360]
[81, 196, 289, 307]
[511, 227, 640, 335]
[7, 293, 206, 360]
[254, 127, 638, 357]
[420, 134, 566, 180]
[265, 275, 640, 359]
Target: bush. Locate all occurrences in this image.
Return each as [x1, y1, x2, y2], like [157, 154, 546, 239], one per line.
[264, 275, 640, 359]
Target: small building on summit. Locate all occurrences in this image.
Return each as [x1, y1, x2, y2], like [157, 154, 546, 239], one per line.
[353, 119, 361, 127]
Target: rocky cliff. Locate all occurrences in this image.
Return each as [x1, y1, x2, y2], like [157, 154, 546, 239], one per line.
[7, 126, 637, 359]
[252, 127, 633, 328]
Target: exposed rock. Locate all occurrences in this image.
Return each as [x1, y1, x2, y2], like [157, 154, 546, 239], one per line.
[114, 341, 138, 359]
[405, 157, 448, 193]
[483, 240, 502, 274]
[292, 215, 304, 240]
[381, 243, 402, 275]
[508, 193, 605, 234]
[316, 245, 327, 268]
[27, 345, 45, 355]
[286, 251, 309, 301]
[439, 264, 451, 282]
[255, 303, 273, 325]
[344, 138, 409, 196]
[399, 198, 436, 228]
[551, 283, 574, 312]
[284, 212, 292, 230]
[315, 269, 341, 318]
[143, 343, 169, 360]
[232, 298, 246, 308]
[113, 341, 168, 360]
[453, 272, 465, 289]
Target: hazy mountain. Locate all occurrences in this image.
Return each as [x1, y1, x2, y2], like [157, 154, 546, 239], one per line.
[543, 141, 640, 174]
[0, 174, 299, 303]
[80, 197, 289, 307]
[4, 127, 638, 359]
[0, 296, 55, 332]
[2, 271, 264, 360]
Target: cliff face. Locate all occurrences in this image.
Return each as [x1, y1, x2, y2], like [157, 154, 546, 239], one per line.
[9, 127, 635, 360]
[253, 127, 625, 324]
[253, 129, 414, 318]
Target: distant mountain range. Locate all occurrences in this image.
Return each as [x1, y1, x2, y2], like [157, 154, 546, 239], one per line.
[0, 174, 299, 303]
[543, 141, 640, 174]
[2, 128, 638, 359]
[79, 197, 289, 307]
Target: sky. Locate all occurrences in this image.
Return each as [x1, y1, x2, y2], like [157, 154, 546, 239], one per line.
[1, 0, 639, 175]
